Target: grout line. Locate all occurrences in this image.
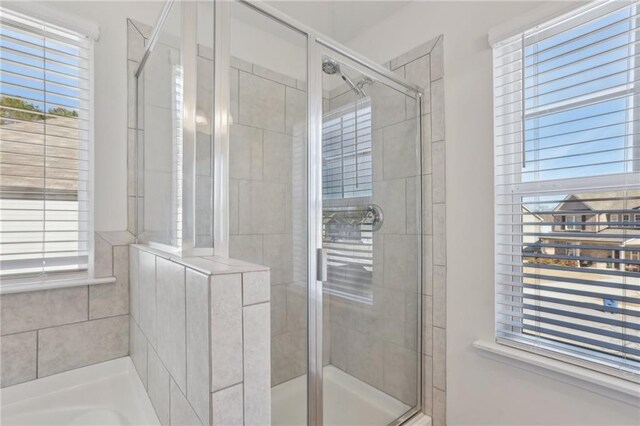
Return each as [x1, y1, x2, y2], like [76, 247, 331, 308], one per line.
[35, 329, 39, 378]
[211, 380, 243, 394]
[241, 273, 246, 425]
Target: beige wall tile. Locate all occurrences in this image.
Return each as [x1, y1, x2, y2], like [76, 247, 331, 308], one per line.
[383, 343, 418, 406]
[138, 250, 157, 348]
[433, 326, 446, 391]
[430, 37, 444, 82]
[0, 331, 36, 388]
[130, 318, 148, 389]
[382, 118, 420, 179]
[373, 178, 406, 234]
[1, 287, 88, 336]
[148, 345, 170, 426]
[90, 246, 130, 319]
[383, 234, 419, 293]
[433, 204, 446, 266]
[94, 233, 113, 278]
[129, 246, 140, 323]
[238, 71, 285, 132]
[431, 78, 445, 142]
[271, 284, 287, 336]
[271, 330, 306, 386]
[38, 315, 128, 378]
[211, 383, 243, 425]
[422, 114, 432, 175]
[186, 270, 211, 424]
[405, 54, 431, 115]
[286, 283, 306, 332]
[127, 20, 145, 62]
[422, 174, 433, 235]
[422, 295, 433, 356]
[210, 274, 243, 391]
[156, 257, 187, 393]
[422, 354, 433, 416]
[242, 270, 270, 305]
[433, 387, 446, 426]
[346, 329, 383, 389]
[229, 124, 262, 181]
[170, 378, 203, 425]
[285, 87, 307, 136]
[263, 234, 293, 285]
[243, 302, 271, 425]
[433, 265, 446, 329]
[263, 131, 292, 184]
[229, 234, 263, 266]
[432, 141, 446, 204]
[422, 235, 433, 295]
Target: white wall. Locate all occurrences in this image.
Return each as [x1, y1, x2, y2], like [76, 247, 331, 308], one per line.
[5, 1, 164, 232]
[344, 2, 640, 425]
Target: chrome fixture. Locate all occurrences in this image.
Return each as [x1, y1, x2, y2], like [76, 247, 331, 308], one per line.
[322, 57, 373, 98]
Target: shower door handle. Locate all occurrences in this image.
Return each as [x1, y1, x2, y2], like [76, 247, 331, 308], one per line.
[317, 248, 328, 282]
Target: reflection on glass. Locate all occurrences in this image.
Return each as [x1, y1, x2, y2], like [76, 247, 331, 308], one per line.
[522, 191, 640, 362]
[321, 56, 420, 425]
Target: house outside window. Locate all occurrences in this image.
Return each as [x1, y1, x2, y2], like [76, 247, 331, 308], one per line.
[0, 8, 94, 279]
[494, 1, 640, 379]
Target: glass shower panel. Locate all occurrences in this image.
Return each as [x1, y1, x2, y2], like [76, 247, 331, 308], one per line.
[227, 3, 308, 424]
[321, 55, 421, 425]
[194, 2, 214, 248]
[138, 3, 182, 247]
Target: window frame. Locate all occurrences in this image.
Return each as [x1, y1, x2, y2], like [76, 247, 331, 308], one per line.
[494, 0, 640, 382]
[0, 6, 96, 284]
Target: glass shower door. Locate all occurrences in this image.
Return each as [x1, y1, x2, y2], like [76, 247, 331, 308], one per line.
[319, 50, 422, 425]
[225, 2, 309, 425]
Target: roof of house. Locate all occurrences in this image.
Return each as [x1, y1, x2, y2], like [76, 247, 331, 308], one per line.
[554, 191, 640, 213]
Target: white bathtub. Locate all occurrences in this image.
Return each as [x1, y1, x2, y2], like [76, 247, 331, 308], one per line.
[0, 357, 159, 426]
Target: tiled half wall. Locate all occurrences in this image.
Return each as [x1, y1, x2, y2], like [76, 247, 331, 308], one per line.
[129, 245, 271, 426]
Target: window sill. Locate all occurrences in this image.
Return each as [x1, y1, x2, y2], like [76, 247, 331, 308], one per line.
[0, 275, 116, 295]
[473, 340, 640, 407]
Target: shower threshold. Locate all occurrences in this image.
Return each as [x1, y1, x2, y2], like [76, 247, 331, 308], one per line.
[272, 365, 411, 426]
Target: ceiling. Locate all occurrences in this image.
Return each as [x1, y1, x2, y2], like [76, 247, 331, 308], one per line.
[266, 1, 411, 43]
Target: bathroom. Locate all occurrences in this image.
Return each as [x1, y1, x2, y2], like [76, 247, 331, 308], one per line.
[0, 1, 638, 426]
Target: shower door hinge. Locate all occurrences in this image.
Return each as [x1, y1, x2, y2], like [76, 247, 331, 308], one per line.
[317, 248, 327, 282]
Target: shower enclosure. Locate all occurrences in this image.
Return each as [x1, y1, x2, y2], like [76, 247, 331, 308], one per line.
[134, 1, 423, 424]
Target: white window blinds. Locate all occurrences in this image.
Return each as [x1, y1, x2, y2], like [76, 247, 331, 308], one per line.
[0, 8, 92, 278]
[322, 98, 374, 303]
[494, 0, 640, 378]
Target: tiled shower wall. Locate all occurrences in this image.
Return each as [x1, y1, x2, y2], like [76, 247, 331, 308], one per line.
[320, 36, 446, 425]
[0, 231, 132, 387]
[389, 36, 447, 426]
[227, 57, 310, 386]
[324, 68, 422, 407]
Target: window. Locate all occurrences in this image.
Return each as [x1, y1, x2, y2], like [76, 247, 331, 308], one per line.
[564, 214, 581, 230]
[322, 98, 374, 303]
[494, 1, 640, 379]
[0, 8, 93, 278]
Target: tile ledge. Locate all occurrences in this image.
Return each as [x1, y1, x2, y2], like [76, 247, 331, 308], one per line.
[473, 340, 640, 407]
[0, 275, 115, 295]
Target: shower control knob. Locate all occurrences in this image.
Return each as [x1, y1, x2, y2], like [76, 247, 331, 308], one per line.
[367, 204, 384, 232]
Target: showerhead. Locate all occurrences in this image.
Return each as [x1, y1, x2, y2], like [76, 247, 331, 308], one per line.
[322, 57, 374, 98]
[322, 58, 340, 75]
